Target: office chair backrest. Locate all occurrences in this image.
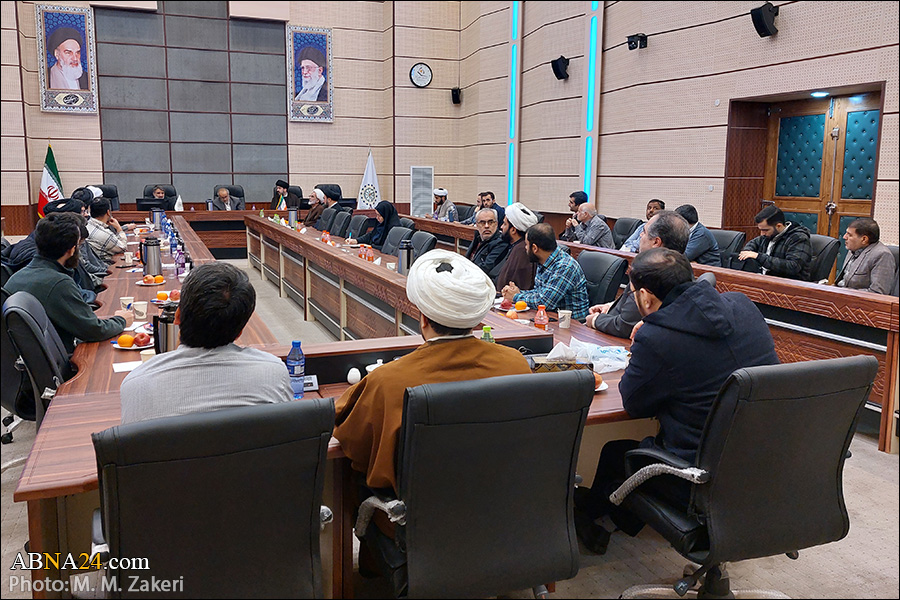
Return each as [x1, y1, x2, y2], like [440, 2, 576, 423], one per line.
[710, 229, 746, 256]
[886, 245, 899, 296]
[213, 184, 245, 205]
[456, 204, 476, 222]
[612, 217, 642, 248]
[397, 370, 595, 598]
[316, 207, 337, 232]
[142, 184, 176, 198]
[410, 231, 437, 260]
[288, 185, 304, 199]
[399, 217, 415, 230]
[807, 234, 840, 281]
[694, 355, 878, 565]
[2, 288, 36, 422]
[0, 263, 11, 289]
[381, 226, 414, 257]
[2, 291, 74, 426]
[330, 210, 351, 238]
[93, 399, 335, 599]
[91, 184, 120, 211]
[348, 214, 369, 240]
[577, 250, 628, 305]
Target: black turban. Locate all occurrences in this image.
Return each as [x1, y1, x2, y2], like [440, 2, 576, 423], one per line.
[44, 198, 84, 214]
[276, 179, 289, 189]
[296, 46, 325, 68]
[47, 27, 84, 53]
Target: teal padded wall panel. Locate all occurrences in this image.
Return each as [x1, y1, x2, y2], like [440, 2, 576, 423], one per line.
[775, 114, 826, 197]
[835, 215, 858, 269]
[842, 110, 879, 200]
[783, 212, 818, 234]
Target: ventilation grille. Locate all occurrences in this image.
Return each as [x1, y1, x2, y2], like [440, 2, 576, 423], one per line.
[410, 166, 434, 217]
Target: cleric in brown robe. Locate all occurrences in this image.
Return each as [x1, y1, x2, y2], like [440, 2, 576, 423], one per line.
[334, 249, 531, 492]
[495, 201, 539, 290]
[303, 188, 326, 226]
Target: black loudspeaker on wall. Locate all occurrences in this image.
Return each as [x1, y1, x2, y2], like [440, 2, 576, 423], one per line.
[750, 2, 779, 37]
[451, 87, 461, 104]
[550, 56, 569, 80]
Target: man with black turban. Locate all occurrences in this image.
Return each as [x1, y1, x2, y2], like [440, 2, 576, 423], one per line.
[47, 27, 87, 90]
[294, 46, 327, 102]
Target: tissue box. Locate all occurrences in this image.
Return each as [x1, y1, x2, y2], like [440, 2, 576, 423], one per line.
[529, 357, 593, 373]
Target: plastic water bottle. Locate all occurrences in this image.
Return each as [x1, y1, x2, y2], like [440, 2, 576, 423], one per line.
[481, 326, 495, 343]
[286, 340, 305, 399]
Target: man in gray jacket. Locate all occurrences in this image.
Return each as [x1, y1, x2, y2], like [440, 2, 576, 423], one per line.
[562, 203, 614, 249]
[834, 218, 895, 295]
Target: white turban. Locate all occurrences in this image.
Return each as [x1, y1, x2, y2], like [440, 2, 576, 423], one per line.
[506, 202, 539, 232]
[313, 189, 325, 202]
[433, 188, 448, 197]
[86, 185, 103, 199]
[406, 249, 496, 329]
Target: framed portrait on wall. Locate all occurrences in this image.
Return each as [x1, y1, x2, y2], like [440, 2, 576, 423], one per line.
[287, 25, 333, 123]
[35, 4, 98, 113]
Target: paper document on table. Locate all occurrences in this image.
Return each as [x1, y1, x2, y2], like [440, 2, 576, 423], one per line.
[124, 321, 148, 331]
[112, 361, 142, 373]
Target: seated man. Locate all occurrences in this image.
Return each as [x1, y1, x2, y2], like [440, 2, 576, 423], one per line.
[86, 198, 128, 264]
[834, 217, 894, 294]
[496, 202, 539, 290]
[150, 185, 177, 211]
[574, 248, 779, 553]
[120, 262, 292, 424]
[5, 212, 130, 354]
[304, 188, 326, 226]
[465, 208, 510, 279]
[501, 223, 590, 320]
[733, 205, 811, 280]
[211, 186, 245, 211]
[431, 188, 457, 222]
[271, 179, 301, 210]
[674, 204, 721, 266]
[587, 210, 689, 339]
[620, 199, 665, 252]
[561, 203, 614, 249]
[317, 184, 345, 213]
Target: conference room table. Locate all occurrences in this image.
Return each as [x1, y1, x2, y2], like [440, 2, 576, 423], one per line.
[13, 215, 634, 599]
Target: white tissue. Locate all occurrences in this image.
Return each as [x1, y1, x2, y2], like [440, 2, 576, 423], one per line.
[546, 342, 577, 361]
[568, 337, 630, 373]
[373, 257, 382, 266]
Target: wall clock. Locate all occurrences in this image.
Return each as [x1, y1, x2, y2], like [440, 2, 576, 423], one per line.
[410, 62, 433, 88]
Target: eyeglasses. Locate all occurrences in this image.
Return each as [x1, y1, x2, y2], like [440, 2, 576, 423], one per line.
[300, 65, 320, 73]
[476, 220, 496, 226]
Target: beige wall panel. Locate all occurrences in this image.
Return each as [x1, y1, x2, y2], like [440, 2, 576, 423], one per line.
[333, 57, 387, 91]
[394, 27, 458, 61]
[457, 77, 508, 116]
[26, 138, 102, 173]
[876, 113, 898, 182]
[602, 1, 748, 47]
[520, 15, 584, 72]
[2, 2, 18, 27]
[289, 145, 391, 177]
[520, 97, 582, 141]
[459, 111, 507, 146]
[288, 117, 390, 147]
[2, 28, 19, 64]
[1, 66, 22, 100]
[394, 57, 459, 90]
[16, 3, 36, 39]
[522, 1, 583, 36]
[595, 176, 726, 226]
[460, 8, 509, 55]
[392, 175, 467, 207]
[460, 2, 510, 29]
[598, 128, 726, 177]
[333, 88, 391, 118]
[395, 146, 459, 175]
[394, 117, 459, 148]
[395, 86, 460, 118]
[1, 171, 30, 205]
[21, 69, 41, 105]
[460, 43, 507, 86]
[290, 1, 385, 31]
[18, 37, 37, 74]
[521, 57, 583, 107]
[229, 1, 289, 21]
[1, 101, 25, 136]
[394, 1, 459, 30]
[333, 28, 390, 62]
[459, 143, 506, 176]
[1, 136, 27, 171]
[517, 175, 583, 212]
[877, 44, 898, 113]
[24, 104, 100, 140]
[872, 181, 897, 245]
[519, 138, 581, 177]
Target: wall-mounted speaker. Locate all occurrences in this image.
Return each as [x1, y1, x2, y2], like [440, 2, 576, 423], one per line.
[451, 87, 461, 104]
[750, 2, 779, 37]
[550, 56, 569, 80]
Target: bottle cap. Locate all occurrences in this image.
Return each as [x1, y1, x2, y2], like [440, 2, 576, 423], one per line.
[483, 326, 491, 332]
[292, 340, 302, 347]
[538, 305, 546, 310]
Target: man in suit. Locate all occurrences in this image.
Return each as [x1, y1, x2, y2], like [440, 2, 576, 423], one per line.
[833, 217, 894, 295]
[211, 186, 245, 211]
[674, 204, 721, 266]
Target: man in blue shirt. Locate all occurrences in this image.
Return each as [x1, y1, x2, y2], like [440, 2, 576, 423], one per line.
[501, 223, 590, 320]
[674, 204, 721, 266]
[620, 199, 665, 252]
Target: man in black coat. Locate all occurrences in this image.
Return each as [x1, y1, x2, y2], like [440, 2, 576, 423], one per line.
[465, 207, 510, 280]
[734, 205, 812, 280]
[574, 248, 779, 553]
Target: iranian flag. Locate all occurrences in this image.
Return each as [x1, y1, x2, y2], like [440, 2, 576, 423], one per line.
[37, 145, 63, 218]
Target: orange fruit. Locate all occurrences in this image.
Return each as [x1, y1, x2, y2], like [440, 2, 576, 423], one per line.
[515, 301, 527, 311]
[117, 334, 135, 348]
[156, 292, 168, 301]
[153, 275, 164, 283]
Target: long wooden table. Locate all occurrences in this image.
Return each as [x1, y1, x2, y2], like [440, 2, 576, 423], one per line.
[13, 215, 634, 599]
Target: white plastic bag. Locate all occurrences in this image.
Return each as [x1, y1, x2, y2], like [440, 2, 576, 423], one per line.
[568, 337, 630, 373]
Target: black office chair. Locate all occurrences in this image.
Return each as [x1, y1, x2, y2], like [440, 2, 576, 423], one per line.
[288, 185, 310, 209]
[381, 226, 414, 257]
[1, 287, 35, 444]
[2, 291, 75, 428]
[92, 399, 335, 599]
[331, 210, 352, 239]
[410, 231, 437, 260]
[356, 370, 595, 598]
[399, 217, 415, 231]
[710, 229, 746, 257]
[886, 245, 899, 297]
[142, 184, 176, 199]
[140, 184, 177, 211]
[348, 214, 370, 240]
[316, 207, 337, 232]
[456, 205, 476, 223]
[808, 233, 841, 281]
[577, 250, 628, 305]
[612, 217, 642, 249]
[213, 184, 245, 207]
[90, 184, 120, 211]
[610, 355, 878, 598]
[0, 263, 11, 289]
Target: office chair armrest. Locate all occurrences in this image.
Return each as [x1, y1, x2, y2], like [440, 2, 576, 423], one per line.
[90, 509, 110, 565]
[320, 505, 333, 532]
[609, 464, 709, 507]
[354, 496, 407, 537]
[623, 447, 692, 475]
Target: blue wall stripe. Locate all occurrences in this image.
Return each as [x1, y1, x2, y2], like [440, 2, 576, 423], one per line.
[586, 16, 597, 132]
[507, 143, 515, 203]
[583, 137, 593, 197]
[509, 44, 518, 140]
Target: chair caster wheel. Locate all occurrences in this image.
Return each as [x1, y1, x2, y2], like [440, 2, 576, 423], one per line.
[2, 414, 14, 426]
[674, 579, 692, 596]
[533, 584, 549, 599]
[1, 433, 12, 444]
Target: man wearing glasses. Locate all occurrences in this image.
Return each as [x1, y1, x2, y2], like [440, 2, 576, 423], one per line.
[466, 208, 510, 279]
[294, 46, 327, 102]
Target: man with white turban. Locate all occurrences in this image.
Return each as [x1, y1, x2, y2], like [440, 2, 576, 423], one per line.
[334, 249, 531, 494]
[497, 201, 540, 289]
[303, 188, 326, 226]
[431, 187, 458, 222]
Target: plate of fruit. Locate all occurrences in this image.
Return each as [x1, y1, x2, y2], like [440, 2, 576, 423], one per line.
[113, 332, 153, 350]
[151, 289, 181, 305]
[136, 274, 166, 286]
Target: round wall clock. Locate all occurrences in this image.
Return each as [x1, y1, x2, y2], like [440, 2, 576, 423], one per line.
[410, 62, 433, 88]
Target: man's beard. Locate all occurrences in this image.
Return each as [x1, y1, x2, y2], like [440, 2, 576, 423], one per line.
[65, 246, 80, 270]
[480, 229, 495, 241]
[527, 246, 540, 264]
[302, 72, 320, 88]
[501, 227, 512, 244]
[60, 61, 83, 82]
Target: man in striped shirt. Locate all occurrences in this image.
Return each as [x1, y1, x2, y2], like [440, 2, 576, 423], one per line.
[501, 223, 590, 320]
[85, 198, 131, 264]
